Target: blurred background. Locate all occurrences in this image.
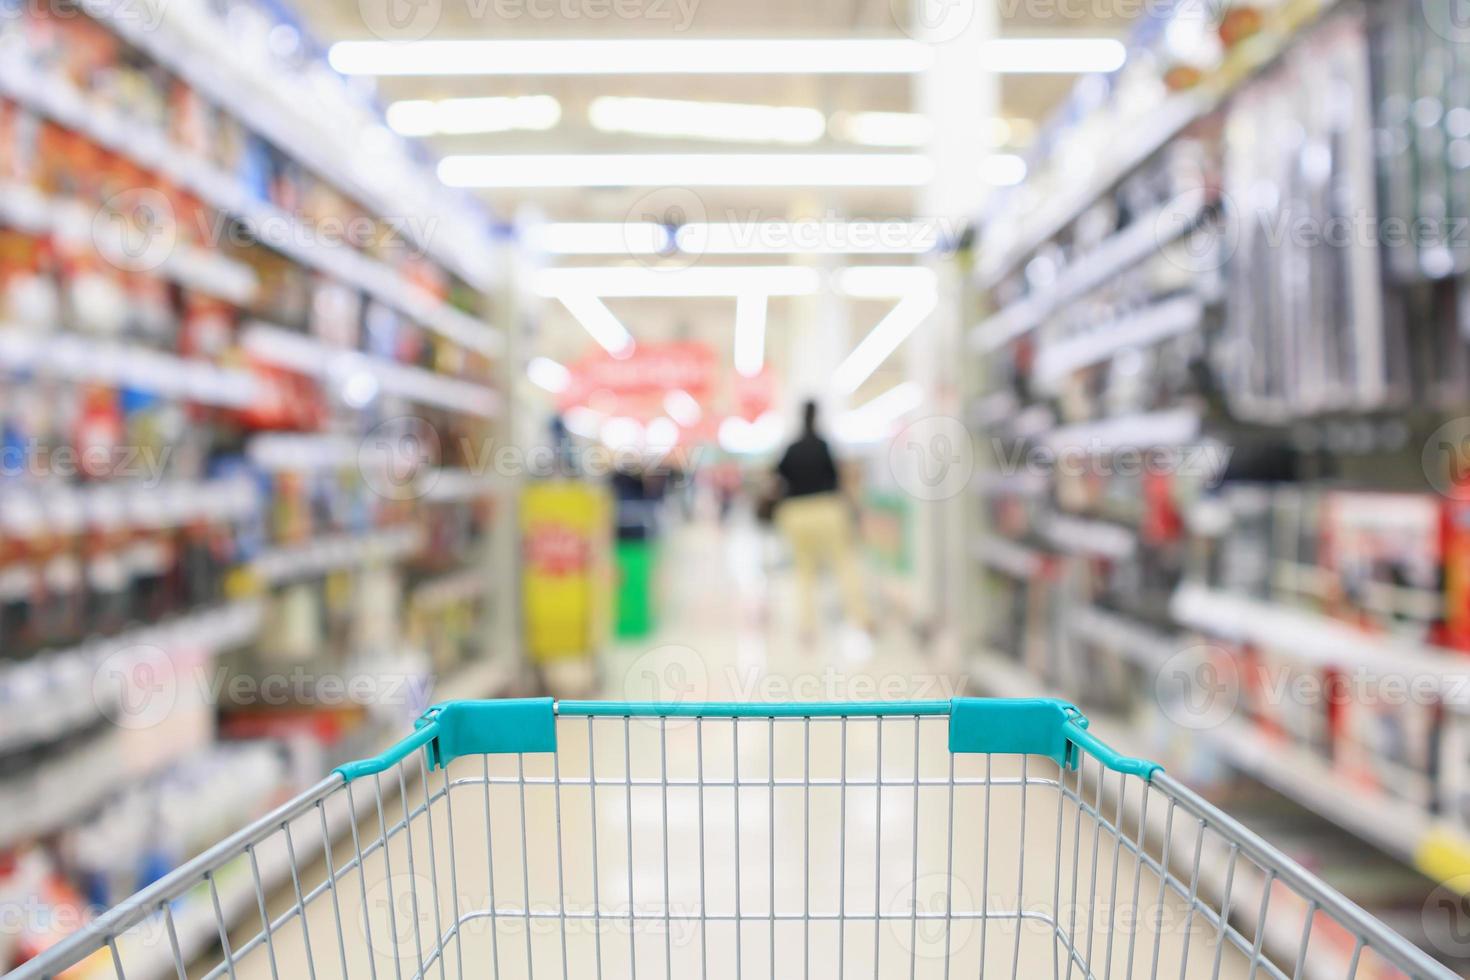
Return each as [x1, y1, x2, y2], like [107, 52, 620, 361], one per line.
[6, 0, 1470, 973]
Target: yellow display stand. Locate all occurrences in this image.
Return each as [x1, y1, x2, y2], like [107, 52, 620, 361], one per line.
[521, 481, 611, 663]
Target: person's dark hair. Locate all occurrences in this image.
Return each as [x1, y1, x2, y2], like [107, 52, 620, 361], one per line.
[802, 400, 818, 433]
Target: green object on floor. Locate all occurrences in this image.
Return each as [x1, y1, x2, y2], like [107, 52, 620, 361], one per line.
[614, 539, 658, 638]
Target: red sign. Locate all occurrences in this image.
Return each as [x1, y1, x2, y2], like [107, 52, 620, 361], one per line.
[563, 342, 716, 406]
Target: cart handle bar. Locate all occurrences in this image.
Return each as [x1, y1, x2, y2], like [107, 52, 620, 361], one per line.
[334, 697, 1161, 783]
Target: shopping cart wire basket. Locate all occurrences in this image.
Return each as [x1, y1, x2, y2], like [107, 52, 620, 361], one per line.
[12, 698, 1454, 979]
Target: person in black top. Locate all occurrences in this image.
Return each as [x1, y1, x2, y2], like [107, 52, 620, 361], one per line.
[773, 401, 869, 641]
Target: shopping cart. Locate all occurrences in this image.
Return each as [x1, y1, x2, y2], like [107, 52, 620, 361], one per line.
[13, 698, 1455, 980]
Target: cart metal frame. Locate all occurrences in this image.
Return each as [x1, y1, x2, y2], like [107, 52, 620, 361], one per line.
[10, 698, 1454, 979]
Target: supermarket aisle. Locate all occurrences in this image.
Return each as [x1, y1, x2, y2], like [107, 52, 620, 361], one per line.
[223, 517, 1250, 980]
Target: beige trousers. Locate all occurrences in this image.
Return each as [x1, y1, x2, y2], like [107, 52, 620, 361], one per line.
[776, 492, 869, 633]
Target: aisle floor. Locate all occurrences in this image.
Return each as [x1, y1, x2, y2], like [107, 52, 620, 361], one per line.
[222, 517, 1255, 980]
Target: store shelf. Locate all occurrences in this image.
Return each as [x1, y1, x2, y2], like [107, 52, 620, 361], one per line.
[0, 601, 265, 844]
[970, 650, 1362, 980]
[973, 535, 1047, 579]
[411, 567, 490, 610]
[252, 527, 424, 586]
[0, 61, 501, 357]
[0, 183, 258, 304]
[1045, 407, 1202, 452]
[241, 322, 501, 419]
[1170, 582, 1470, 690]
[73, 0, 496, 292]
[972, 192, 1208, 353]
[115, 654, 517, 980]
[1067, 604, 1181, 668]
[1039, 514, 1137, 561]
[1033, 295, 1205, 388]
[972, 0, 1343, 292]
[0, 328, 257, 408]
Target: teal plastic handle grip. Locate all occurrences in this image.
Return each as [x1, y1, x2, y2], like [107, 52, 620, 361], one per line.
[334, 697, 1162, 782]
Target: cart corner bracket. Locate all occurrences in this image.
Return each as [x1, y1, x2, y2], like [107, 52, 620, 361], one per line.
[947, 697, 1079, 769]
[420, 698, 558, 769]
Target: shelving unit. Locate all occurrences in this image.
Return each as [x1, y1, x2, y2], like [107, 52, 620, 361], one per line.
[963, 0, 1470, 940]
[0, 0, 518, 967]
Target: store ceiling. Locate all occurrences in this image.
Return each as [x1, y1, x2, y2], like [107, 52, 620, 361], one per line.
[298, 0, 1135, 421]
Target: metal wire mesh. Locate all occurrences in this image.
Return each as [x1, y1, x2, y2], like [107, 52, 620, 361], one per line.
[12, 710, 1451, 980]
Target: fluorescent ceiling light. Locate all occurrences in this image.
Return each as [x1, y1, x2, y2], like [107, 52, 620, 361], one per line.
[832, 291, 938, 395]
[835, 265, 938, 298]
[557, 294, 635, 357]
[734, 293, 767, 378]
[534, 266, 822, 298]
[719, 412, 785, 455]
[527, 222, 671, 255]
[830, 111, 932, 148]
[600, 416, 644, 450]
[386, 96, 560, 136]
[981, 37, 1127, 73]
[438, 154, 933, 188]
[981, 153, 1028, 187]
[676, 221, 939, 255]
[527, 356, 571, 393]
[329, 39, 934, 76]
[646, 416, 679, 452]
[664, 389, 702, 427]
[589, 97, 825, 144]
[835, 381, 924, 443]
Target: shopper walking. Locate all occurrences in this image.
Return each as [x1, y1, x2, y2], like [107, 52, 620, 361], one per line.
[773, 400, 870, 640]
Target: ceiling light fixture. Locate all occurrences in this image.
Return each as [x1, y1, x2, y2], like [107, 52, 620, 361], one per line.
[385, 95, 561, 136]
[534, 266, 822, 298]
[734, 293, 768, 378]
[556, 294, 635, 358]
[589, 96, 825, 144]
[981, 153, 1029, 187]
[526, 222, 672, 255]
[329, 37, 1124, 76]
[830, 111, 932, 148]
[831, 291, 938, 394]
[834, 265, 938, 298]
[663, 389, 702, 427]
[329, 39, 935, 76]
[527, 356, 571, 393]
[674, 221, 939, 255]
[438, 153, 933, 188]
